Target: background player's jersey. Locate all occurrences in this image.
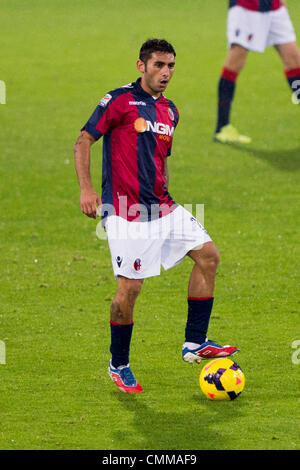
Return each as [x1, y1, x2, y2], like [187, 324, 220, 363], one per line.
[82, 79, 179, 221]
[229, 0, 283, 11]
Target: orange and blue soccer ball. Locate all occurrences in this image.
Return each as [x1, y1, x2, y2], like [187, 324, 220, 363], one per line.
[199, 358, 245, 401]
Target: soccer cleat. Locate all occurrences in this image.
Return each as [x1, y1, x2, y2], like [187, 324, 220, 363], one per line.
[108, 360, 143, 393]
[214, 124, 251, 144]
[182, 340, 239, 364]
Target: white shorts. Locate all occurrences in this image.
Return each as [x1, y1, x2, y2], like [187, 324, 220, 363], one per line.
[105, 205, 212, 279]
[227, 6, 296, 53]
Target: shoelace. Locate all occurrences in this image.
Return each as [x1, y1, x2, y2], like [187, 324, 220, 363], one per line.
[120, 367, 136, 386]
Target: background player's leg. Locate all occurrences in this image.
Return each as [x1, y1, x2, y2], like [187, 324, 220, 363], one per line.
[110, 276, 143, 368]
[223, 44, 248, 75]
[275, 42, 300, 104]
[216, 45, 248, 132]
[215, 44, 251, 143]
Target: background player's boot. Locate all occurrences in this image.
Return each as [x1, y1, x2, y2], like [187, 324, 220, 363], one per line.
[108, 360, 143, 393]
[214, 124, 251, 144]
[182, 339, 239, 364]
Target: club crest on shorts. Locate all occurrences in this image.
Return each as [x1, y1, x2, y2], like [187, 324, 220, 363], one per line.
[133, 258, 142, 272]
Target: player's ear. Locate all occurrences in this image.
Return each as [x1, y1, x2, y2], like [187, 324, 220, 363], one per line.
[136, 59, 145, 74]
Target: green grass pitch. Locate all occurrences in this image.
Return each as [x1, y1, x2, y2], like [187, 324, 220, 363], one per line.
[0, 0, 299, 450]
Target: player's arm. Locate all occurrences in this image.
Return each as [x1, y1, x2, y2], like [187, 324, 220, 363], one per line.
[281, 0, 286, 6]
[74, 130, 101, 219]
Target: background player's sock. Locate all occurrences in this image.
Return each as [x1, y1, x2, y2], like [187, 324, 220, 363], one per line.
[285, 68, 300, 104]
[216, 67, 238, 133]
[185, 297, 214, 345]
[110, 321, 133, 368]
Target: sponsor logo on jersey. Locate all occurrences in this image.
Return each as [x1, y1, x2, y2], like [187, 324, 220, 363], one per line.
[158, 134, 171, 142]
[134, 117, 174, 136]
[99, 93, 112, 107]
[129, 101, 146, 106]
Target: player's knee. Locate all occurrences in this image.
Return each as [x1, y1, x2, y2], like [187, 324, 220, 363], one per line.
[278, 43, 300, 70]
[127, 280, 143, 298]
[205, 246, 219, 273]
[194, 244, 220, 273]
[213, 247, 220, 267]
[120, 278, 143, 299]
[235, 56, 247, 73]
[226, 44, 247, 73]
[284, 52, 300, 70]
[207, 246, 220, 272]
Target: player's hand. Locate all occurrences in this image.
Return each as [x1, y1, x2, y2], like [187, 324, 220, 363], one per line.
[80, 189, 102, 219]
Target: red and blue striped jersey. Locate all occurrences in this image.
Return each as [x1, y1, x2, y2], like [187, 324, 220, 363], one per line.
[229, 0, 283, 11]
[82, 79, 179, 221]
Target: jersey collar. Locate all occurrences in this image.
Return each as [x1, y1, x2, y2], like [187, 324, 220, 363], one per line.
[134, 78, 163, 102]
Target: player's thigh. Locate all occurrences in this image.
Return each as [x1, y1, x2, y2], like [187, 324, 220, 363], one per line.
[268, 6, 296, 54]
[160, 206, 212, 271]
[224, 44, 249, 72]
[105, 215, 163, 279]
[275, 42, 300, 70]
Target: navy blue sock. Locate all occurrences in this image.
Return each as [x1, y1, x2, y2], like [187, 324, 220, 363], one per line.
[185, 297, 214, 345]
[285, 68, 300, 104]
[110, 321, 133, 368]
[216, 67, 238, 133]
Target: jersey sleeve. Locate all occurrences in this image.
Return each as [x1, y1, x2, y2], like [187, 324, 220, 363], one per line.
[167, 103, 179, 157]
[81, 90, 126, 140]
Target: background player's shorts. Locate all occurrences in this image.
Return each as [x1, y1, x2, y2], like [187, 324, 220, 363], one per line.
[227, 6, 296, 53]
[105, 205, 212, 280]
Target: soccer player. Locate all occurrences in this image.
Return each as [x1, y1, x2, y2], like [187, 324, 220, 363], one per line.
[74, 39, 238, 394]
[215, 0, 300, 143]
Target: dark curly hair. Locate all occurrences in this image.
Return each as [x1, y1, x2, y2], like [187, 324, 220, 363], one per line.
[139, 38, 176, 64]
